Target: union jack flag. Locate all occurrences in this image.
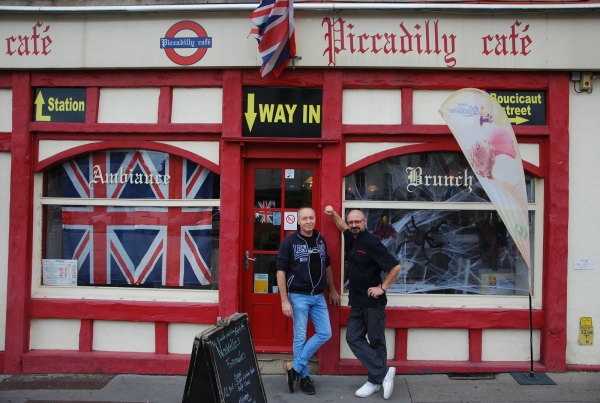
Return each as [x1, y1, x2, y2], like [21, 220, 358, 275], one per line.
[255, 200, 276, 223]
[249, 0, 296, 77]
[60, 150, 215, 288]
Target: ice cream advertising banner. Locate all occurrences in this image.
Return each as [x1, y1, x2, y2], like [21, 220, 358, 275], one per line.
[439, 89, 531, 292]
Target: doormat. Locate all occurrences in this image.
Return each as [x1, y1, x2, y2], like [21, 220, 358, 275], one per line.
[448, 373, 496, 380]
[0, 374, 115, 390]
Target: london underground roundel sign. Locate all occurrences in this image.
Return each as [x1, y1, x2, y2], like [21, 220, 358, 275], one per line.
[161, 21, 212, 66]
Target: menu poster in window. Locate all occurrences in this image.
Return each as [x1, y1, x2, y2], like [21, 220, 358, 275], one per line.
[182, 313, 266, 403]
[42, 259, 77, 286]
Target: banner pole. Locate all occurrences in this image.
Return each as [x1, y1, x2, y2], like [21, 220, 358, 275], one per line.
[529, 292, 534, 378]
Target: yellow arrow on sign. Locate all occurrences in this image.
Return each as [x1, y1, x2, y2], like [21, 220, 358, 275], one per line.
[34, 92, 51, 122]
[245, 93, 257, 132]
[509, 116, 529, 125]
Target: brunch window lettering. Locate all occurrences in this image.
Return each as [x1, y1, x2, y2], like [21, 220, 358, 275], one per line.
[406, 167, 474, 193]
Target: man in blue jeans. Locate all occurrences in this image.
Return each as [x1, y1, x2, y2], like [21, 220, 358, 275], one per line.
[276, 206, 341, 395]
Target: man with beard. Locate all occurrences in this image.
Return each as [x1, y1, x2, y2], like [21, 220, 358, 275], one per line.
[324, 206, 400, 400]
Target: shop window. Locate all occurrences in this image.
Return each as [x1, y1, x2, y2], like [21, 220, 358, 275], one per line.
[343, 152, 539, 296]
[41, 149, 220, 290]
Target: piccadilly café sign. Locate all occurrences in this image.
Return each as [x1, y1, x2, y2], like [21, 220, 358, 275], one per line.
[1, 12, 581, 70]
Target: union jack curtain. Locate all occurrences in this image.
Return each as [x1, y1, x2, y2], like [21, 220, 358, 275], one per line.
[249, 0, 296, 77]
[59, 150, 216, 288]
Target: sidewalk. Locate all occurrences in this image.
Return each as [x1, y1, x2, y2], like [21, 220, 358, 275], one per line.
[1, 371, 599, 403]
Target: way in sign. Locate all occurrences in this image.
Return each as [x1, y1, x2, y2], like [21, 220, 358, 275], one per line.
[245, 93, 321, 131]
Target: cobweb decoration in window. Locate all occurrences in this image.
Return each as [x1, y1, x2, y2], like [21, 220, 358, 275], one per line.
[344, 152, 533, 296]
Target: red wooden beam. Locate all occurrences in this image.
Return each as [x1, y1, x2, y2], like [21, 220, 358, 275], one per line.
[542, 72, 570, 372]
[79, 319, 93, 353]
[339, 306, 544, 329]
[158, 86, 173, 124]
[22, 350, 190, 375]
[0, 133, 11, 151]
[219, 70, 244, 317]
[0, 73, 11, 87]
[339, 359, 547, 375]
[31, 70, 223, 87]
[29, 122, 222, 134]
[342, 70, 549, 90]
[319, 70, 344, 375]
[4, 72, 34, 374]
[29, 299, 219, 324]
[242, 69, 323, 87]
[469, 329, 483, 363]
[155, 322, 169, 355]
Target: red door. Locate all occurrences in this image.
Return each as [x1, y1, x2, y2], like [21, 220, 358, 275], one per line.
[242, 159, 319, 352]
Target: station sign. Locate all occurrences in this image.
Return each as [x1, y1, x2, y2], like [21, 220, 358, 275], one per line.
[33, 88, 87, 123]
[487, 90, 545, 125]
[242, 87, 322, 138]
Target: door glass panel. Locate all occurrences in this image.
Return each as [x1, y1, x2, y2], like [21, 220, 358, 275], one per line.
[255, 169, 281, 208]
[254, 222, 281, 251]
[284, 169, 312, 208]
[253, 254, 278, 294]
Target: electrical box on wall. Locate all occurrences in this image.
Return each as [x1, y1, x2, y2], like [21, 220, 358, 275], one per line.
[580, 73, 593, 91]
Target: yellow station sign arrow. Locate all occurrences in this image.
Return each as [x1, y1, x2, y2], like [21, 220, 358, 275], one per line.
[34, 92, 51, 122]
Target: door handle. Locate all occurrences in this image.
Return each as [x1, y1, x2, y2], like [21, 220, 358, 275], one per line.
[244, 251, 256, 270]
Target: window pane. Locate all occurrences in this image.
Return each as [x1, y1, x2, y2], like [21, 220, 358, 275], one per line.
[345, 208, 533, 295]
[284, 169, 312, 208]
[254, 221, 281, 251]
[253, 254, 278, 294]
[42, 205, 220, 290]
[345, 152, 534, 203]
[255, 169, 281, 208]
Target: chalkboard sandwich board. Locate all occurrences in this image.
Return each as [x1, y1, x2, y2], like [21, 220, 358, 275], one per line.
[182, 312, 267, 403]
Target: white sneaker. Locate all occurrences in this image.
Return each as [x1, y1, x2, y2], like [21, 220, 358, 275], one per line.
[355, 382, 380, 397]
[382, 367, 396, 400]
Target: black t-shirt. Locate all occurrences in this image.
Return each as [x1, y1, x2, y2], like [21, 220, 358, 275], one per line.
[299, 232, 323, 288]
[343, 229, 398, 308]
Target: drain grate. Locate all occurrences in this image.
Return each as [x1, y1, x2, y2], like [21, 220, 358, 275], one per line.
[448, 373, 496, 380]
[0, 374, 115, 390]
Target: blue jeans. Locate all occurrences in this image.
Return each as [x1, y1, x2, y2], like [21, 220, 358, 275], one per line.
[289, 292, 332, 379]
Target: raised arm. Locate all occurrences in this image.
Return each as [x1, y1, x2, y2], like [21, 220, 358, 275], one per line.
[324, 205, 348, 233]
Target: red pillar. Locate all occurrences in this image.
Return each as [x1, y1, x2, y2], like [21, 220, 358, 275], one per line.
[219, 70, 243, 317]
[319, 70, 343, 374]
[5, 72, 33, 373]
[542, 72, 569, 371]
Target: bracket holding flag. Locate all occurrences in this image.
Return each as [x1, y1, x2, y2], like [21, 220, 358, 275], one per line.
[249, 0, 297, 77]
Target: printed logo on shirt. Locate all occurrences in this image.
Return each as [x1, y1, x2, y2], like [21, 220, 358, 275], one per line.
[294, 244, 308, 262]
[356, 249, 367, 255]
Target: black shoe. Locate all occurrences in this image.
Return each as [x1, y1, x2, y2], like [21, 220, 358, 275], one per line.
[285, 362, 298, 393]
[299, 376, 316, 395]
